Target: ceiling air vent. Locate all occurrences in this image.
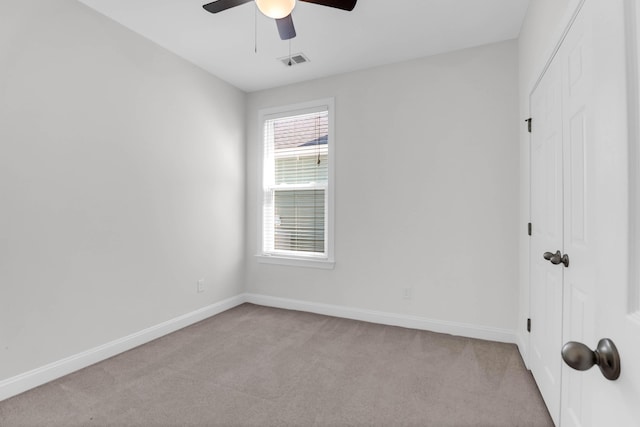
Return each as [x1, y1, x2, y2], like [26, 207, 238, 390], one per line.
[279, 53, 310, 67]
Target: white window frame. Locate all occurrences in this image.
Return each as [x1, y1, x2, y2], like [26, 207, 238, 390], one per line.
[256, 98, 335, 269]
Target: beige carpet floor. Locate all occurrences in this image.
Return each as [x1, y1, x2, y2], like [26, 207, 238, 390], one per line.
[0, 303, 553, 426]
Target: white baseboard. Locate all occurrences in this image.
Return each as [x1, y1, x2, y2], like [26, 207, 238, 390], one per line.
[517, 332, 530, 369]
[0, 294, 245, 402]
[244, 293, 517, 344]
[1, 292, 518, 402]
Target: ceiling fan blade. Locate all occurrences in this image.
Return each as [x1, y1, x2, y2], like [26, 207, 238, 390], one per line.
[202, 0, 253, 14]
[299, 0, 357, 11]
[276, 14, 297, 40]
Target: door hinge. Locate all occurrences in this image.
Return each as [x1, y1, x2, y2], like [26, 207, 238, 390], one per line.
[528, 222, 532, 236]
[527, 318, 531, 333]
[525, 118, 532, 133]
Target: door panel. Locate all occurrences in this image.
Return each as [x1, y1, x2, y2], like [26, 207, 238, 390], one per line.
[568, 110, 586, 245]
[560, 3, 596, 426]
[563, 284, 587, 425]
[589, 0, 640, 425]
[530, 53, 564, 425]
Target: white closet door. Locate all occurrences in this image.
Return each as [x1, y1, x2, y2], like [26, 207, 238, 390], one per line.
[529, 37, 564, 427]
[530, 1, 640, 426]
[559, 1, 597, 425]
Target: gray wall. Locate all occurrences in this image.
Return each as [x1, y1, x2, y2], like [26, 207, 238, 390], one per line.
[245, 40, 520, 333]
[0, 0, 246, 380]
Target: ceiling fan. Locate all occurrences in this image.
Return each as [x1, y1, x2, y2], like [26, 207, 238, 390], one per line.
[202, 0, 357, 40]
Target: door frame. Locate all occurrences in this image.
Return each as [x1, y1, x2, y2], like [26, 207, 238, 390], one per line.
[626, 0, 640, 319]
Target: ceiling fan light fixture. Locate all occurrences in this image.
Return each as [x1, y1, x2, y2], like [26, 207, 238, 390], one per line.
[255, 0, 296, 19]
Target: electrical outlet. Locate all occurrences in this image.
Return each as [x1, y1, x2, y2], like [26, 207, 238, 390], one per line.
[402, 287, 413, 300]
[197, 279, 205, 293]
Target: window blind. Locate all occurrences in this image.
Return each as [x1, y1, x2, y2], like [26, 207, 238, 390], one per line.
[263, 109, 329, 257]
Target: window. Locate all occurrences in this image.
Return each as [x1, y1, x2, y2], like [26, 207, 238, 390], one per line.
[258, 99, 334, 269]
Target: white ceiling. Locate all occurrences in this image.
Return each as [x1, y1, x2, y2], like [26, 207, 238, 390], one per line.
[78, 0, 530, 92]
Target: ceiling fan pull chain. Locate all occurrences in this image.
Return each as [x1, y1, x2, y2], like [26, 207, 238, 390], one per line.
[254, 3, 258, 53]
[288, 39, 292, 66]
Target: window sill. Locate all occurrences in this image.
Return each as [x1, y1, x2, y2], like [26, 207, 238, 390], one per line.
[256, 254, 335, 270]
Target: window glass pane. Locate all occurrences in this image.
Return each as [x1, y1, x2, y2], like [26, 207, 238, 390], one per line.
[271, 112, 328, 184]
[273, 112, 328, 152]
[275, 152, 328, 185]
[274, 189, 325, 253]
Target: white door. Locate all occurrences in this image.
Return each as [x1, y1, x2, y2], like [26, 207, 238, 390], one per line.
[530, 45, 564, 425]
[530, 1, 640, 426]
[562, 0, 640, 426]
[530, 3, 595, 425]
[558, 1, 597, 425]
